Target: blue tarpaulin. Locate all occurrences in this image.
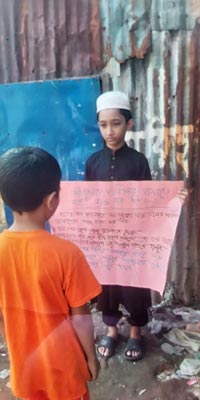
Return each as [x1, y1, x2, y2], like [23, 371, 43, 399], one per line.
[0, 76, 102, 225]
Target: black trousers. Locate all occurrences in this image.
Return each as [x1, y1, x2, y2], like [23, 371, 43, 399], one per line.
[97, 285, 151, 327]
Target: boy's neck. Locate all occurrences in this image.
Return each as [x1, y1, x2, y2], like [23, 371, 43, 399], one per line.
[10, 211, 46, 232]
[105, 141, 125, 153]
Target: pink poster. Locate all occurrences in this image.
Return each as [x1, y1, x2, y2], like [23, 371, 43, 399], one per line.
[50, 181, 184, 295]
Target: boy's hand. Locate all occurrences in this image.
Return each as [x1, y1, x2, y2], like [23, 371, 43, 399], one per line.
[71, 304, 101, 381]
[87, 356, 100, 381]
[177, 188, 189, 205]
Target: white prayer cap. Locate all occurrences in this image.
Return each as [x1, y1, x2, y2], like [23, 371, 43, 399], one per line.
[96, 91, 131, 113]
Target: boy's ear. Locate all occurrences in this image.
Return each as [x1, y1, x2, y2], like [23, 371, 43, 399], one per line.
[127, 118, 134, 130]
[44, 191, 59, 212]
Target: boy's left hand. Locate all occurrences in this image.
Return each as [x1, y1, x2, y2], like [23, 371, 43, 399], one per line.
[177, 188, 189, 205]
[87, 356, 100, 381]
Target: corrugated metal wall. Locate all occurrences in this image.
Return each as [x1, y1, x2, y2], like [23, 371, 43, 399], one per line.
[0, 0, 102, 81]
[0, 0, 199, 305]
[100, 0, 200, 306]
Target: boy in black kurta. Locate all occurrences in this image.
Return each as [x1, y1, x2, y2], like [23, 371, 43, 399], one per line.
[85, 91, 151, 361]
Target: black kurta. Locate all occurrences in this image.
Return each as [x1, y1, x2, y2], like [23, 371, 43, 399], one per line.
[85, 143, 151, 181]
[85, 143, 151, 327]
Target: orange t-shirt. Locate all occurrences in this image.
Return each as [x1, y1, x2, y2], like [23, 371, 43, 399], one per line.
[0, 230, 101, 400]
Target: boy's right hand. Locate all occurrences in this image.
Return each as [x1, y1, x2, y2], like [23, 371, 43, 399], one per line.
[87, 356, 100, 381]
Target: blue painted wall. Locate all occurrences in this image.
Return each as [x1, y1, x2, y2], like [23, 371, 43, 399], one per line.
[0, 77, 102, 225]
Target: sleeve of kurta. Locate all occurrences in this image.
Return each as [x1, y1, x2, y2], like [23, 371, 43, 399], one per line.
[141, 156, 152, 180]
[85, 158, 95, 181]
[85, 158, 92, 181]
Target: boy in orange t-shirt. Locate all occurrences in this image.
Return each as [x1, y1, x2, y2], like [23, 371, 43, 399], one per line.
[0, 147, 101, 400]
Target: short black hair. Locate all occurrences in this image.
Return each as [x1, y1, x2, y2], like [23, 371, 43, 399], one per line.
[119, 109, 133, 123]
[97, 108, 133, 123]
[0, 146, 61, 212]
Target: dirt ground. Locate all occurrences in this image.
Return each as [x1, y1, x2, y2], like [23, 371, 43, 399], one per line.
[0, 310, 199, 400]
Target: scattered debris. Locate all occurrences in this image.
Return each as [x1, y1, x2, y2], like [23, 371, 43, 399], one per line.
[187, 380, 200, 400]
[138, 389, 147, 395]
[148, 308, 185, 335]
[164, 328, 200, 352]
[176, 359, 200, 378]
[155, 362, 178, 382]
[148, 306, 200, 335]
[161, 342, 184, 355]
[153, 282, 175, 308]
[0, 369, 10, 379]
[186, 323, 200, 333]
[156, 369, 178, 382]
[173, 308, 200, 324]
[187, 377, 200, 386]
